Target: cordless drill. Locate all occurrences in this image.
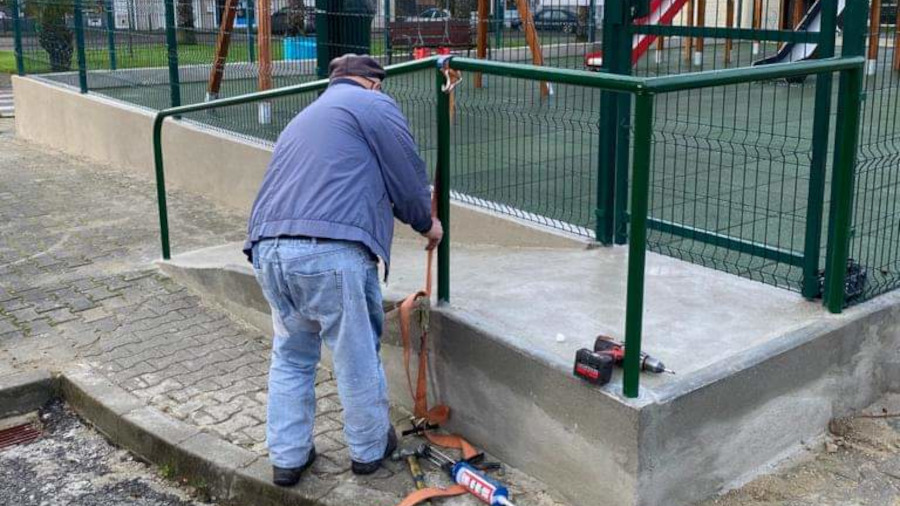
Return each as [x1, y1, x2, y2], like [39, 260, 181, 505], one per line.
[593, 335, 675, 374]
[574, 335, 675, 385]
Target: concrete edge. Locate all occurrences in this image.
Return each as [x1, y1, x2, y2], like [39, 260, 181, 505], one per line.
[650, 290, 900, 404]
[57, 364, 320, 506]
[0, 369, 57, 419]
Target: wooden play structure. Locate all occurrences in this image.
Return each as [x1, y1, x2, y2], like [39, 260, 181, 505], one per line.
[204, 0, 553, 120]
[205, 0, 273, 122]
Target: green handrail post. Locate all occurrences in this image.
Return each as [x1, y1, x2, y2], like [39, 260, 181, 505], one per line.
[73, 0, 89, 93]
[247, 0, 256, 63]
[436, 65, 451, 304]
[163, 0, 182, 108]
[824, 66, 863, 313]
[153, 115, 172, 260]
[801, 0, 838, 299]
[11, 0, 25, 76]
[105, 0, 117, 70]
[623, 91, 654, 398]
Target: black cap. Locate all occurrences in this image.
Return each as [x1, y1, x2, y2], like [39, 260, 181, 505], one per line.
[328, 54, 386, 81]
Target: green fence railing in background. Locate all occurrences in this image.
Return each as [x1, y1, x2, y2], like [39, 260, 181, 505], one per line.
[152, 55, 864, 398]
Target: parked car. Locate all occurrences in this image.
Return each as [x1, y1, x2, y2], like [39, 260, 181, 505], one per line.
[405, 8, 452, 22]
[511, 8, 580, 33]
[271, 7, 316, 36]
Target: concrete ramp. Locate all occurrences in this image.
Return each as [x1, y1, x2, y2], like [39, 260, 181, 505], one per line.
[160, 240, 900, 506]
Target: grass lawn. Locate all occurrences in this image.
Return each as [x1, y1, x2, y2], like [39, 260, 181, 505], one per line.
[0, 51, 17, 74]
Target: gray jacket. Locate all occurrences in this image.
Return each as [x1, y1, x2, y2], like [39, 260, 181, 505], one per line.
[243, 80, 432, 274]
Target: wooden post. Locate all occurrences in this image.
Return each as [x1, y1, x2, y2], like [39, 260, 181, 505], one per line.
[777, 0, 785, 30]
[515, 0, 550, 96]
[893, 0, 900, 71]
[725, 0, 734, 64]
[206, 0, 239, 101]
[655, 35, 665, 64]
[475, 0, 489, 88]
[694, 0, 705, 66]
[258, 0, 273, 123]
[752, 0, 762, 54]
[683, 0, 694, 63]
[791, 0, 804, 27]
[868, 0, 882, 75]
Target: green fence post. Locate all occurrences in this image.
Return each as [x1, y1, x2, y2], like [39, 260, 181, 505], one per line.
[623, 92, 654, 398]
[73, 0, 89, 93]
[824, 66, 863, 313]
[163, 0, 182, 108]
[315, 0, 330, 78]
[588, 0, 596, 44]
[247, 0, 256, 63]
[11, 0, 24, 76]
[613, 3, 634, 245]
[105, 0, 117, 70]
[824, 0, 868, 312]
[801, 0, 837, 298]
[384, 0, 391, 61]
[494, 0, 503, 52]
[436, 66, 451, 304]
[595, 0, 622, 245]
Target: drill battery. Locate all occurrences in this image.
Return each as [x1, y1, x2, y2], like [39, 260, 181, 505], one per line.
[573, 348, 614, 386]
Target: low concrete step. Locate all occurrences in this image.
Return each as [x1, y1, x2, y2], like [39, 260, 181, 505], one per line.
[159, 240, 900, 506]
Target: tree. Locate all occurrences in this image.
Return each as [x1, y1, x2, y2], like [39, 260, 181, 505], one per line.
[29, 2, 74, 72]
[177, 0, 197, 44]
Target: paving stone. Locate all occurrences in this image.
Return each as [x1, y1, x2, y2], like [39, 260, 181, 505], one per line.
[0, 118, 568, 506]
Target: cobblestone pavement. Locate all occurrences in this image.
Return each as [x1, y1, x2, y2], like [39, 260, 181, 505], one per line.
[0, 118, 567, 505]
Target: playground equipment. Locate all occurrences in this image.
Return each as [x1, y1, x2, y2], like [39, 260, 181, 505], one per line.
[205, 0, 273, 123]
[753, 0, 847, 69]
[584, 0, 690, 70]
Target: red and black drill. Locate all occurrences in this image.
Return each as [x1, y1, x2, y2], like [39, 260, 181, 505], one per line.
[573, 335, 675, 386]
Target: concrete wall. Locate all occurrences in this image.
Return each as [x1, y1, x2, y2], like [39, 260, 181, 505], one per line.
[12, 75, 587, 250]
[637, 294, 900, 506]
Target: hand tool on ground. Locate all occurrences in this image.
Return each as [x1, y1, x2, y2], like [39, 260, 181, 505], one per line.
[392, 446, 433, 505]
[594, 335, 675, 374]
[402, 417, 441, 437]
[422, 445, 516, 506]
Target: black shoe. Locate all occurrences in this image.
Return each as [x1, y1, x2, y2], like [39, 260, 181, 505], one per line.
[351, 425, 398, 475]
[272, 447, 317, 487]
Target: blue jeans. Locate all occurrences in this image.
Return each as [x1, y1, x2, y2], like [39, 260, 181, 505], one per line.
[252, 237, 390, 468]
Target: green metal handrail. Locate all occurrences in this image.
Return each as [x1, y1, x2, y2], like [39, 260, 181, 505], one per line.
[151, 57, 438, 263]
[153, 54, 864, 400]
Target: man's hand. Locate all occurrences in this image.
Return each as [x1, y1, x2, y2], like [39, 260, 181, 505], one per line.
[423, 217, 444, 251]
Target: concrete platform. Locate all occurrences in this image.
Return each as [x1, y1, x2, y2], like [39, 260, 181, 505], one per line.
[160, 239, 900, 506]
[161, 239, 823, 391]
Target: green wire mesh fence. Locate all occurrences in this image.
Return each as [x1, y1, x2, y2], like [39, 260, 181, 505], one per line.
[10, 0, 900, 309]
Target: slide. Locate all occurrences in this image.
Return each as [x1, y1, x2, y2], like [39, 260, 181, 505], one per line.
[752, 0, 846, 66]
[585, 0, 691, 69]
